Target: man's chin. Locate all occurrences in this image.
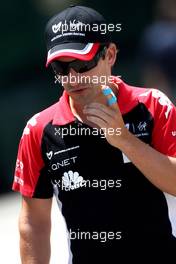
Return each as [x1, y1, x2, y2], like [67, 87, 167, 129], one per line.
[70, 93, 93, 106]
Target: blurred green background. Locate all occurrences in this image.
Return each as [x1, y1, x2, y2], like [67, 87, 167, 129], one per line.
[1, 0, 175, 193]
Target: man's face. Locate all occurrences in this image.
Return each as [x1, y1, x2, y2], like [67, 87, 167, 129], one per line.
[55, 44, 117, 105]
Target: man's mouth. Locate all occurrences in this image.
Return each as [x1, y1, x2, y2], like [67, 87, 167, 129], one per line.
[69, 87, 89, 93]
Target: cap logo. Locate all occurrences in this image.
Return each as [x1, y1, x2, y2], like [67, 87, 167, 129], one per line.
[70, 20, 86, 30]
[52, 22, 62, 33]
[52, 20, 86, 34]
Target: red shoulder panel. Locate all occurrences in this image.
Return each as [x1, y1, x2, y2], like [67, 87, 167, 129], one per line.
[138, 89, 176, 157]
[12, 102, 58, 197]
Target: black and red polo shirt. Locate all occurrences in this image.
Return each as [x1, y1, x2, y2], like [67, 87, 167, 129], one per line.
[12, 77, 176, 263]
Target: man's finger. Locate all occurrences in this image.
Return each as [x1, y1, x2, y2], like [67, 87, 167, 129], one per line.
[86, 115, 107, 128]
[101, 86, 117, 108]
[83, 107, 113, 123]
[84, 102, 115, 118]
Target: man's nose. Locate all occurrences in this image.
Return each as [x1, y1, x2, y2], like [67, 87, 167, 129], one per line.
[68, 68, 80, 87]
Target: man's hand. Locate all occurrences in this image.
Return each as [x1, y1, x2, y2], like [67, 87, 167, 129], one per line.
[83, 86, 128, 148]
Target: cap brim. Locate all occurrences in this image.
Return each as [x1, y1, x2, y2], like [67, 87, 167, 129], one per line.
[46, 42, 100, 67]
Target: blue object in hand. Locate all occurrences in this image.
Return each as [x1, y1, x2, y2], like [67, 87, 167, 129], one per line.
[102, 87, 117, 106]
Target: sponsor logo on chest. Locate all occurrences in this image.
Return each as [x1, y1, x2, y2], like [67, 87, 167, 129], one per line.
[125, 121, 150, 137]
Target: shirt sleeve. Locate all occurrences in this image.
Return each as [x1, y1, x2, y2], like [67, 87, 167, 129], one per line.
[12, 113, 53, 198]
[150, 90, 176, 157]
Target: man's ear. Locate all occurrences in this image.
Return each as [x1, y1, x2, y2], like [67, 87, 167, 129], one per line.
[106, 43, 118, 67]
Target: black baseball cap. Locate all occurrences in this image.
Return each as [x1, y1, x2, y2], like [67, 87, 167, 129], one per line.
[45, 5, 111, 67]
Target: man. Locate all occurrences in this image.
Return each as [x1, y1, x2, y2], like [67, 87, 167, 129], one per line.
[12, 5, 176, 264]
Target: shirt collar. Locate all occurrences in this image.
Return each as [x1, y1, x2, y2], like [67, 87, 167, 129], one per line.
[52, 91, 75, 125]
